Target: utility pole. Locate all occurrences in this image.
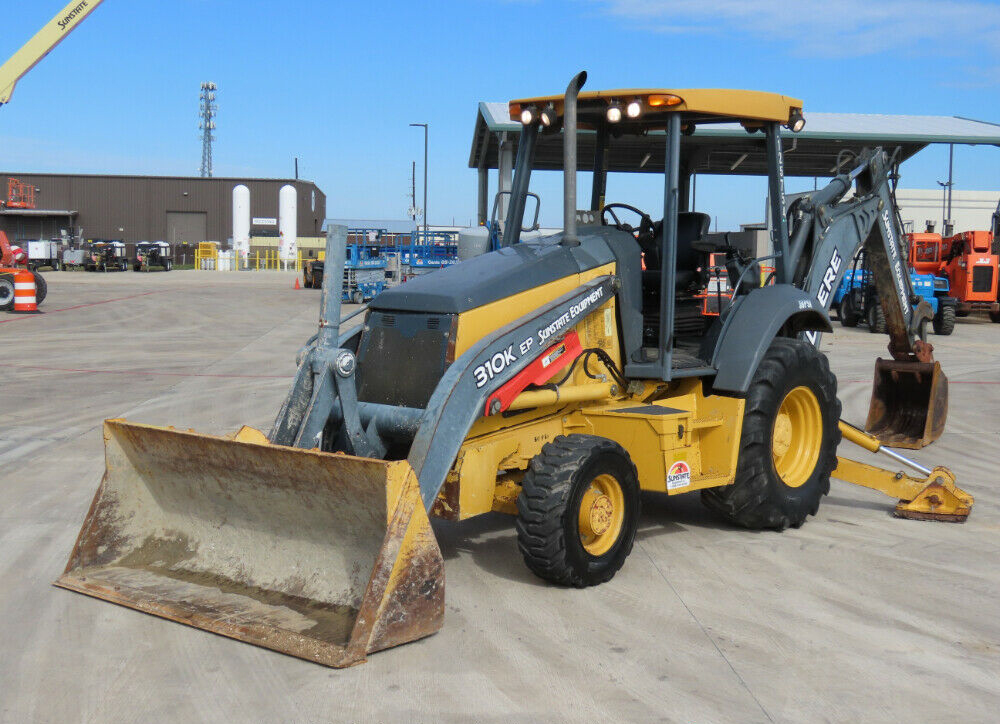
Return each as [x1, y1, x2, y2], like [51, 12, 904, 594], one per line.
[410, 123, 428, 241]
[199, 82, 218, 178]
[411, 161, 417, 221]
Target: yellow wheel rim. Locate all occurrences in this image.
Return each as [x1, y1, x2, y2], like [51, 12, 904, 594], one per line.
[771, 385, 823, 488]
[578, 474, 625, 556]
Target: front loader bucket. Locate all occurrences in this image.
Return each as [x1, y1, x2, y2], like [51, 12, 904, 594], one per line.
[55, 420, 444, 668]
[865, 359, 948, 449]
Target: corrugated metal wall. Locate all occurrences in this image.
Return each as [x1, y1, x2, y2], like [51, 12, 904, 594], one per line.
[0, 173, 326, 244]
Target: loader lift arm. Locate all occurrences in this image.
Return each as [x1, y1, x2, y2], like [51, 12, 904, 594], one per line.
[1, 0, 105, 107]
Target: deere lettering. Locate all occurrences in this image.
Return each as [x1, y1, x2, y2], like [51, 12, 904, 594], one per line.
[815, 248, 843, 308]
[58, 1, 89, 30]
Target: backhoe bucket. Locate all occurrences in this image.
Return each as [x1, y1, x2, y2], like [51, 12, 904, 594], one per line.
[55, 420, 444, 668]
[865, 359, 948, 449]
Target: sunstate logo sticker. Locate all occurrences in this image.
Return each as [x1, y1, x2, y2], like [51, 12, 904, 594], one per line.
[667, 461, 691, 490]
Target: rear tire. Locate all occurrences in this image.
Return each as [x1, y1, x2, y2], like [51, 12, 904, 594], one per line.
[989, 309, 1000, 323]
[933, 305, 956, 335]
[702, 338, 840, 530]
[516, 435, 640, 587]
[31, 271, 47, 305]
[867, 302, 886, 334]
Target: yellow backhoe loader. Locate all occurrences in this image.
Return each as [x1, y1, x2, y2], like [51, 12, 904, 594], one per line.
[57, 73, 972, 668]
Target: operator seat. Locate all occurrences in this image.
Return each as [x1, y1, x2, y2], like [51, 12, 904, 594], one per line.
[640, 211, 713, 344]
[643, 211, 712, 290]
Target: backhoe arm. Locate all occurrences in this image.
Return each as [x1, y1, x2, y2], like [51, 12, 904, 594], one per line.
[785, 149, 948, 449]
[789, 148, 930, 359]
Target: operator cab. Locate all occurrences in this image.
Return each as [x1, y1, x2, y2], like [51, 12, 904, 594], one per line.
[502, 85, 805, 380]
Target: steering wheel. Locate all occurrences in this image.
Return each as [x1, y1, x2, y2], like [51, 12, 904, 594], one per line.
[602, 203, 654, 235]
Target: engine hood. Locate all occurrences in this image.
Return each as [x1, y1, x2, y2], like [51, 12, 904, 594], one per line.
[369, 230, 627, 315]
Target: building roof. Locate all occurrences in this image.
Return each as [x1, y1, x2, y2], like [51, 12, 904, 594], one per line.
[469, 102, 1000, 177]
[1, 171, 320, 185]
[0, 208, 77, 216]
[324, 218, 416, 234]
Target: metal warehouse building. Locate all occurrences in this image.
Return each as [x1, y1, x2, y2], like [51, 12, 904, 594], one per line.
[0, 173, 326, 245]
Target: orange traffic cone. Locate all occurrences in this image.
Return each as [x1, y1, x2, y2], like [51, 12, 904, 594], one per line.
[12, 270, 41, 314]
[294, 277, 301, 290]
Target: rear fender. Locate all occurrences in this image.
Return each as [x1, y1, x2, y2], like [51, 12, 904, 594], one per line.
[705, 286, 832, 395]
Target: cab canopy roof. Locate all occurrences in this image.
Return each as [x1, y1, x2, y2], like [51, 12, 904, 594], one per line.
[509, 88, 803, 130]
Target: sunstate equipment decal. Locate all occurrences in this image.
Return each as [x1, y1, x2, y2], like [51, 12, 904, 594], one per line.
[667, 461, 691, 490]
[472, 285, 606, 389]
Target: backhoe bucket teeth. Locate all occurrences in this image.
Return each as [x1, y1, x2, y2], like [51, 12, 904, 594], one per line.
[865, 359, 948, 449]
[55, 420, 444, 668]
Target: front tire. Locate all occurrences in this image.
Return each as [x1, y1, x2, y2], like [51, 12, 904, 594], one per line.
[0, 276, 14, 310]
[933, 304, 956, 335]
[516, 435, 640, 587]
[702, 338, 840, 530]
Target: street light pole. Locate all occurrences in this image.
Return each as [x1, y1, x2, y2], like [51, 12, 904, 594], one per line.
[937, 179, 952, 231]
[410, 123, 428, 242]
[947, 143, 954, 225]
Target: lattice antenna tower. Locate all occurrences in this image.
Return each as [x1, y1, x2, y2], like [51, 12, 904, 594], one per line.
[199, 82, 218, 177]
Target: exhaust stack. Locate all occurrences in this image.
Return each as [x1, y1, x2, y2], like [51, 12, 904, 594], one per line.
[561, 71, 587, 247]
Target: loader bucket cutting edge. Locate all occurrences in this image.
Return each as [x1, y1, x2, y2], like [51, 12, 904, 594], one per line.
[54, 419, 444, 668]
[865, 359, 948, 450]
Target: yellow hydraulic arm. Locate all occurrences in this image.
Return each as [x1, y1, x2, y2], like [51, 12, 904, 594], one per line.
[0, 0, 105, 106]
[836, 421, 973, 522]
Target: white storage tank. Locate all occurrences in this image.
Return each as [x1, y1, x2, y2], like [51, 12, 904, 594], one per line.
[232, 185, 250, 264]
[279, 185, 297, 268]
[458, 226, 491, 261]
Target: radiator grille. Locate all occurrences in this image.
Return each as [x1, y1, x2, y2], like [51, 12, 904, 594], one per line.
[972, 266, 994, 293]
[356, 311, 455, 409]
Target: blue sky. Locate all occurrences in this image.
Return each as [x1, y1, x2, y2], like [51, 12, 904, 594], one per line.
[3, 0, 1000, 230]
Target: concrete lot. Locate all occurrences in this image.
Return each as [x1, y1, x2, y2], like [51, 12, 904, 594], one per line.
[2, 270, 999, 723]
